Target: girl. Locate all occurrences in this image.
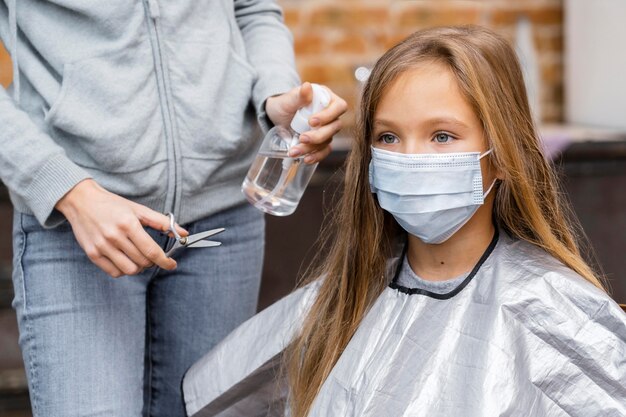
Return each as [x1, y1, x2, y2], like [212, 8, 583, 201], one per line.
[183, 26, 626, 417]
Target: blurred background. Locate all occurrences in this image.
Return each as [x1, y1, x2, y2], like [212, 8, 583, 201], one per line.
[1, 0, 625, 414]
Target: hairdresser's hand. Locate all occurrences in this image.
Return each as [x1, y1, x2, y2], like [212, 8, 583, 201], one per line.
[265, 82, 347, 164]
[55, 179, 188, 278]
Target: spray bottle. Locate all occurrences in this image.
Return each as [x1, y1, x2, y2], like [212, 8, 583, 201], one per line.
[242, 84, 331, 216]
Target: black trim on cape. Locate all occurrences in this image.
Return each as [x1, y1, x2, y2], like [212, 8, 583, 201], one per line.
[389, 227, 499, 300]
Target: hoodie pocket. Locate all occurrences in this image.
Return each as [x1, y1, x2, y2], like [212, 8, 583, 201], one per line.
[45, 42, 166, 172]
[169, 44, 259, 161]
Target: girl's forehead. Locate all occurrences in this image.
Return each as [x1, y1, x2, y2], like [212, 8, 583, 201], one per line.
[374, 64, 479, 128]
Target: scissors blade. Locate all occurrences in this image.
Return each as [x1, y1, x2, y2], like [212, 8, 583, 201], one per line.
[165, 241, 183, 257]
[185, 228, 225, 246]
[187, 240, 222, 248]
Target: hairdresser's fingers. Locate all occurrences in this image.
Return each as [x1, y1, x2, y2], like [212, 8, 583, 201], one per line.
[98, 243, 143, 277]
[300, 118, 343, 146]
[308, 91, 348, 128]
[132, 203, 189, 237]
[127, 222, 178, 271]
[292, 82, 314, 111]
[289, 119, 342, 158]
[94, 228, 155, 276]
[88, 252, 124, 279]
[303, 143, 333, 164]
[115, 236, 154, 269]
[264, 82, 314, 128]
[96, 226, 154, 270]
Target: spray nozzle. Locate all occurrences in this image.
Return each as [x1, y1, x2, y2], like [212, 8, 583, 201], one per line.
[290, 83, 332, 134]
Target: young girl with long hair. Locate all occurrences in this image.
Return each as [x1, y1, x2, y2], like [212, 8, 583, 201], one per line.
[183, 26, 626, 417]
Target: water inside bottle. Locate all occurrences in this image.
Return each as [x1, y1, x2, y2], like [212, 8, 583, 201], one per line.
[242, 150, 317, 216]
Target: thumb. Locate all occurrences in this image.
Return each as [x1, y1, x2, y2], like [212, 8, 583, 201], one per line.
[295, 82, 314, 110]
[133, 204, 188, 236]
[283, 82, 313, 114]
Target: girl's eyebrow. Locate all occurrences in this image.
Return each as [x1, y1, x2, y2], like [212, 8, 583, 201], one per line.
[374, 117, 470, 130]
[372, 119, 405, 134]
[424, 117, 470, 129]
[373, 119, 397, 128]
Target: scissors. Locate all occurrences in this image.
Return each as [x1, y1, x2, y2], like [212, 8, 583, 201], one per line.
[164, 212, 225, 257]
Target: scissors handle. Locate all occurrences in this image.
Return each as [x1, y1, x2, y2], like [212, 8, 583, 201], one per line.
[166, 212, 182, 240]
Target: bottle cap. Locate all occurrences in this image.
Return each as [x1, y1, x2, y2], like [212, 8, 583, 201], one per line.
[290, 83, 331, 134]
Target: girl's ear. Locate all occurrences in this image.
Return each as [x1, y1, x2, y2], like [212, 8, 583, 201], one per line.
[494, 163, 505, 180]
[483, 137, 505, 181]
[490, 149, 505, 180]
[483, 135, 506, 180]
[484, 152, 505, 182]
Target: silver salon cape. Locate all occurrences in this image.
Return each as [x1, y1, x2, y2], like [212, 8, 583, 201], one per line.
[183, 230, 626, 416]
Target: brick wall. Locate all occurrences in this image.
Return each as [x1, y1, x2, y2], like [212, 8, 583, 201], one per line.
[0, 43, 10, 88]
[0, 0, 564, 126]
[280, 0, 564, 129]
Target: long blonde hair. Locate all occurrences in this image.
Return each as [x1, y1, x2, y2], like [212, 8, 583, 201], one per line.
[286, 25, 605, 417]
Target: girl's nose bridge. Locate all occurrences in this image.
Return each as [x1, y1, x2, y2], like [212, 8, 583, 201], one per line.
[402, 136, 430, 154]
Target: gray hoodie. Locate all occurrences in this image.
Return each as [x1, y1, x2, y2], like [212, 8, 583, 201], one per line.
[0, 0, 300, 227]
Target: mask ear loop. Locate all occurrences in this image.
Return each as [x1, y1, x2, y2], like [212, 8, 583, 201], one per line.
[483, 178, 498, 198]
[479, 148, 493, 159]
[479, 148, 497, 198]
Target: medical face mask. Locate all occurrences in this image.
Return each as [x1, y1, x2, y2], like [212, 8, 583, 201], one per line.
[369, 147, 496, 244]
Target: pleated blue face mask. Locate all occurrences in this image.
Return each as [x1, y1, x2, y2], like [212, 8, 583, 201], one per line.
[369, 146, 497, 244]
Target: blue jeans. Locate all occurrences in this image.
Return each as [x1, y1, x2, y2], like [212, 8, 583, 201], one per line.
[11, 204, 264, 417]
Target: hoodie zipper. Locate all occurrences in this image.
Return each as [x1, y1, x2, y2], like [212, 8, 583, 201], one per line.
[143, 0, 182, 216]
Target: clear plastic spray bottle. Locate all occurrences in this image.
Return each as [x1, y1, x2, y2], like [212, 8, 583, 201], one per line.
[242, 84, 331, 216]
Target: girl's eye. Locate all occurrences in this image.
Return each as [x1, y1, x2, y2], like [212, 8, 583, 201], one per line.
[433, 132, 455, 144]
[379, 133, 399, 144]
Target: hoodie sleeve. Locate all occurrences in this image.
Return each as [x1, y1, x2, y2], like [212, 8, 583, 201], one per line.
[233, 0, 301, 132]
[0, 87, 92, 227]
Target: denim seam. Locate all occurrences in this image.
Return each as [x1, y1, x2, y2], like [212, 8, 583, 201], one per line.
[17, 214, 41, 415]
[144, 266, 160, 417]
[25, 320, 40, 416]
[145, 308, 154, 417]
[143, 230, 171, 416]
